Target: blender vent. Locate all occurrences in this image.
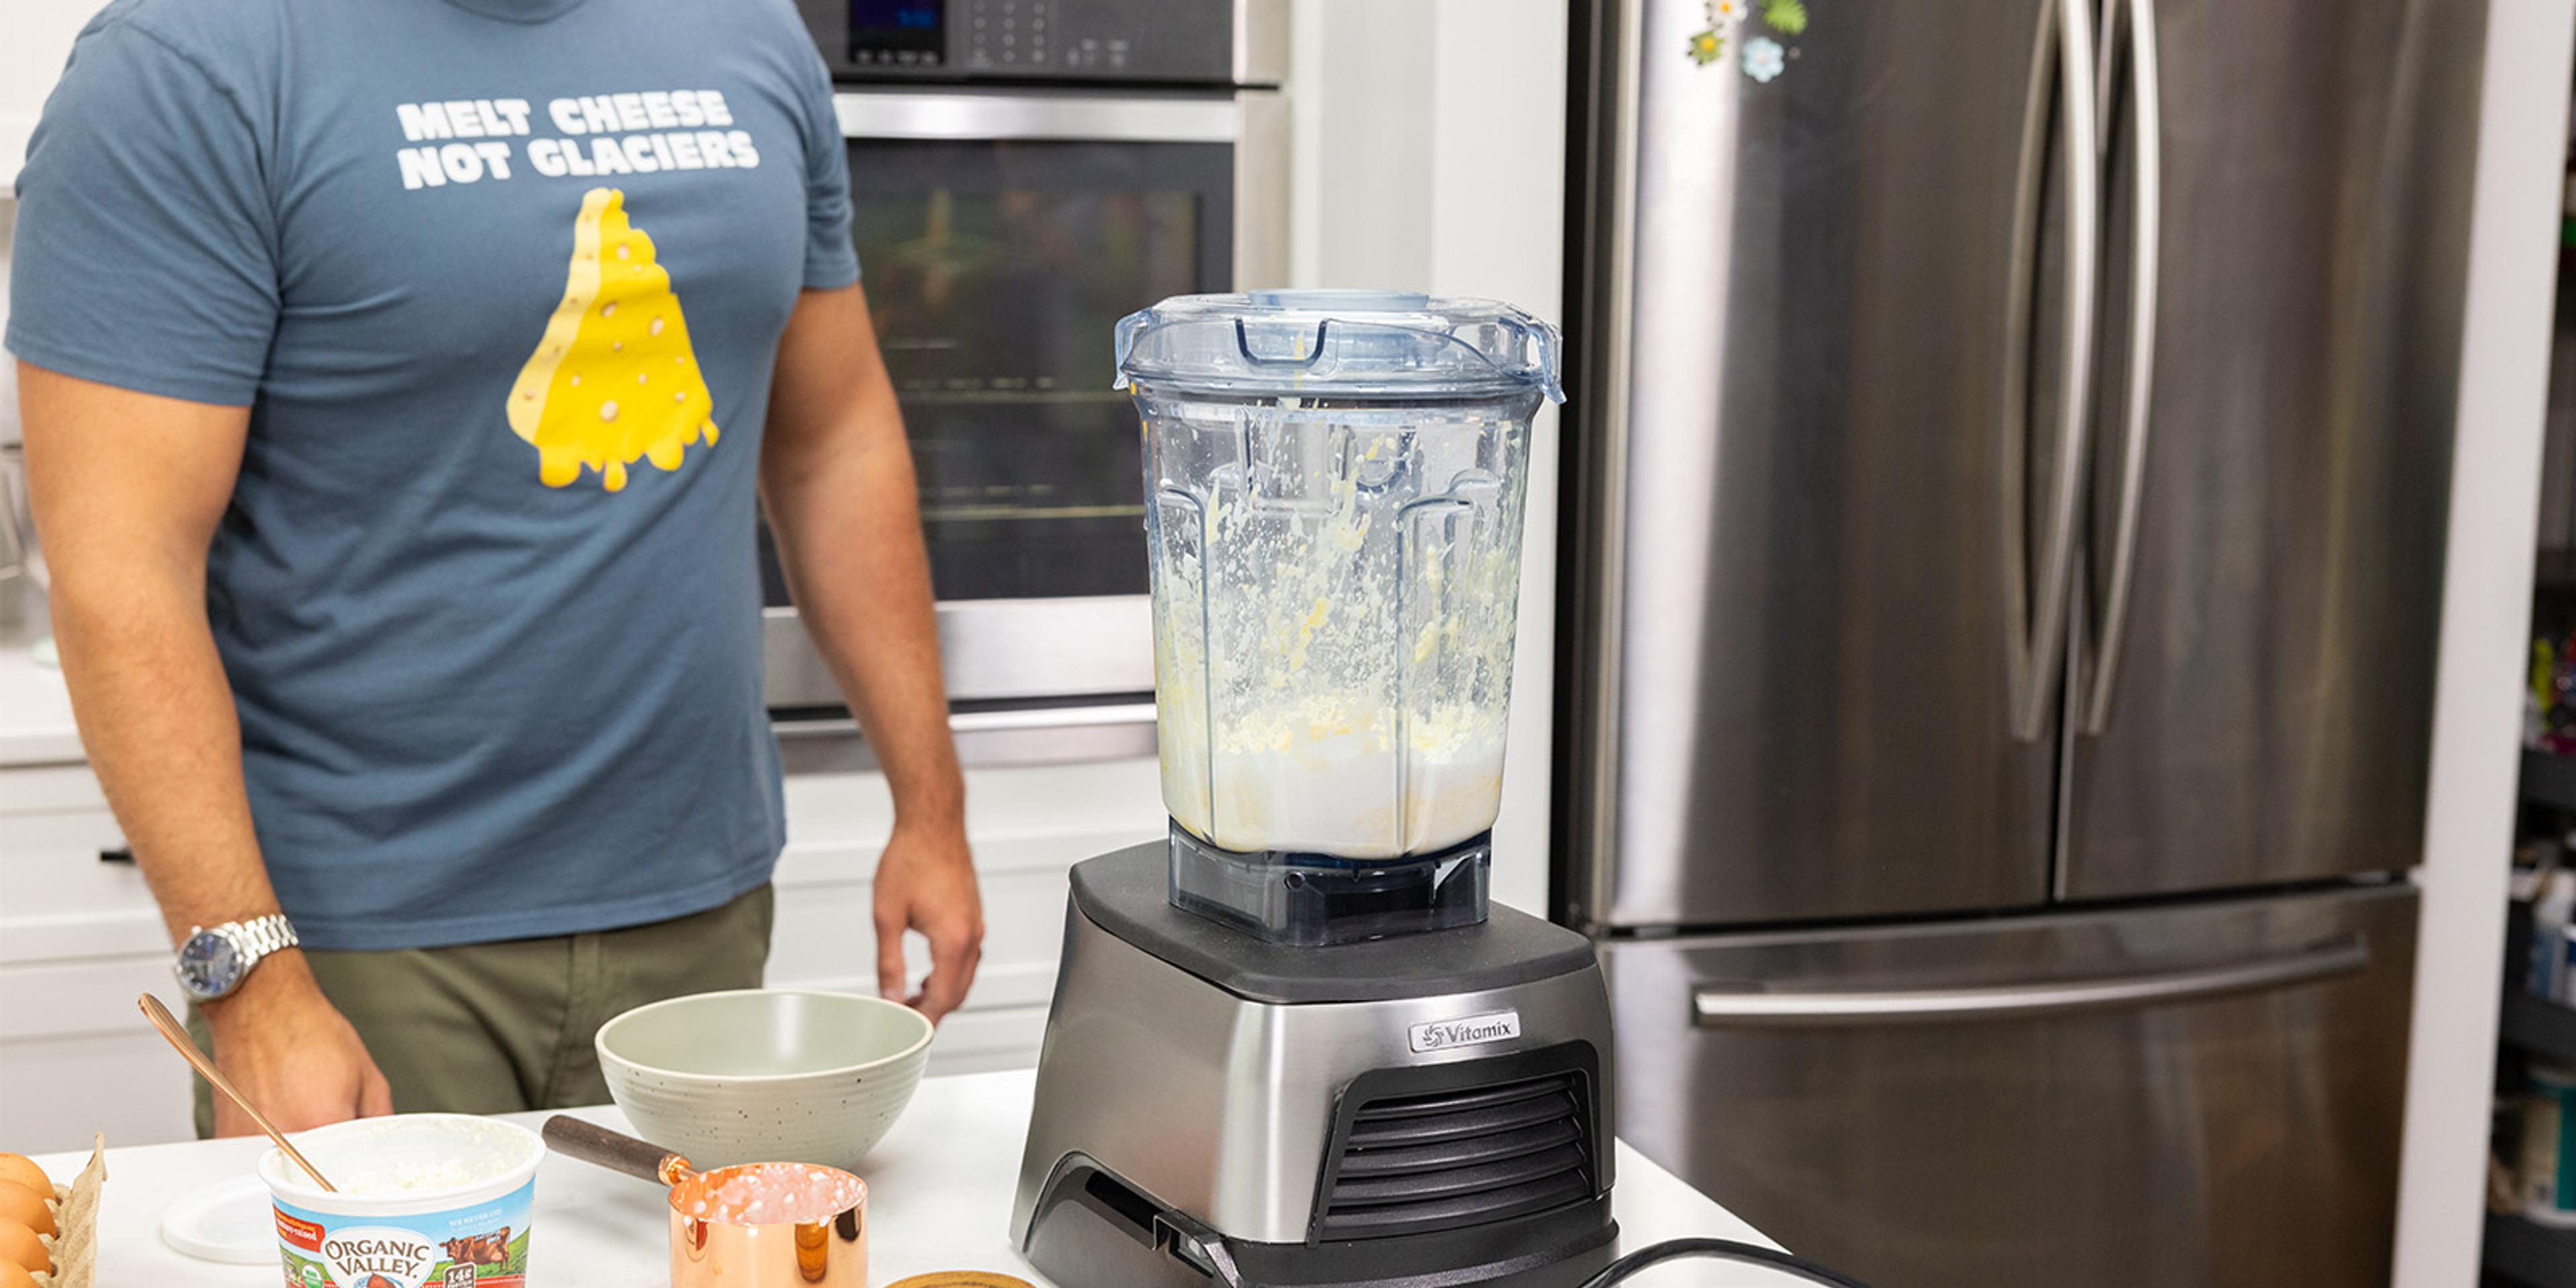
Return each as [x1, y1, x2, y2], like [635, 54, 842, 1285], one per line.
[1317, 1072, 1596, 1240]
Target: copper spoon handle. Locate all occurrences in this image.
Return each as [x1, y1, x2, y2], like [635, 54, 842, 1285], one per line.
[137, 993, 338, 1192]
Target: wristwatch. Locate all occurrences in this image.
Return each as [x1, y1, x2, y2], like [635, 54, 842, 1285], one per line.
[172, 914, 299, 1002]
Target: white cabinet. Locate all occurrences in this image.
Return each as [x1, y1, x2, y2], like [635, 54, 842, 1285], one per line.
[0, 753, 1163, 1152]
[768, 757, 1163, 1077]
[0, 763, 195, 1154]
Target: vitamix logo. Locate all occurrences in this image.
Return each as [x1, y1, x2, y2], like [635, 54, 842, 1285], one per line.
[321, 1228, 437, 1288]
[1408, 1010, 1523, 1053]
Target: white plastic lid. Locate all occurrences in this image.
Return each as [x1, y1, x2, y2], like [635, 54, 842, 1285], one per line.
[161, 1174, 278, 1265]
[1114, 290, 1564, 401]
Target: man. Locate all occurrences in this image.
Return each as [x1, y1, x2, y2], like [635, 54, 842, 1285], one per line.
[10, 0, 983, 1136]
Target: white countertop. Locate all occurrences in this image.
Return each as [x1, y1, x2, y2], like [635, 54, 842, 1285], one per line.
[28, 1068, 1786, 1286]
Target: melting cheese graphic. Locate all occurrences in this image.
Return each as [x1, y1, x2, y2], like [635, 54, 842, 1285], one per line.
[508, 187, 718, 492]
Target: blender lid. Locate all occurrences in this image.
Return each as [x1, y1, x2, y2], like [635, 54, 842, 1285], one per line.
[1114, 290, 1564, 401]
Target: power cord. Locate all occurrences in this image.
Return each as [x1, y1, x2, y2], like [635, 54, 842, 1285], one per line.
[1574, 1236, 1878, 1288]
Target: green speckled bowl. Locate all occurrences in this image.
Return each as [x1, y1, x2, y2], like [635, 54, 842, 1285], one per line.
[595, 989, 934, 1172]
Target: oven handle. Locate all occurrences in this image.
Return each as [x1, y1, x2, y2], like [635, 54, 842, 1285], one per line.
[834, 91, 1245, 144]
[772, 702, 1161, 740]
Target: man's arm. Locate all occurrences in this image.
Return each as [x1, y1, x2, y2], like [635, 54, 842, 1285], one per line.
[19, 362, 391, 1132]
[759, 284, 983, 1022]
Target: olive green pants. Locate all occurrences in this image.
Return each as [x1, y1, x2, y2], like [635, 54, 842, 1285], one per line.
[193, 883, 773, 1137]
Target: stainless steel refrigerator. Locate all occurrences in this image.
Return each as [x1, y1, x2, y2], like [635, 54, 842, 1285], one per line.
[1555, 1, 2482, 1285]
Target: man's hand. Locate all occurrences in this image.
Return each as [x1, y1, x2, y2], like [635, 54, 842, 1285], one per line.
[871, 820, 982, 1023]
[201, 953, 392, 1135]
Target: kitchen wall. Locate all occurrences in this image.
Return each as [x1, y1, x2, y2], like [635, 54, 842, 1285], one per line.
[1287, 0, 1571, 916]
[1, 0, 88, 189]
[2393, 2, 2576, 1284]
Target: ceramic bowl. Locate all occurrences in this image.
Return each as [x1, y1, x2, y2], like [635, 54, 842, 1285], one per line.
[595, 989, 934, 1172]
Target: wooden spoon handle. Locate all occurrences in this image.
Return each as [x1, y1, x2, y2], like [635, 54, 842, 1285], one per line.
[542, 1115, 692, 1187]
[136, 993, 337, 1192]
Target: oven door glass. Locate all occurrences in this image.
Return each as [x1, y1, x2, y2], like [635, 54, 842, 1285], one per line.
[759, 138, 1230, 611]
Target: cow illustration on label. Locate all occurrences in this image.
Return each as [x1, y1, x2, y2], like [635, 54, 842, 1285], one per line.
[442, 1228, 512, 1267]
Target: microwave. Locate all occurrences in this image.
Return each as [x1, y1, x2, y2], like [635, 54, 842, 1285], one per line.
[762, 1, 1287, 727]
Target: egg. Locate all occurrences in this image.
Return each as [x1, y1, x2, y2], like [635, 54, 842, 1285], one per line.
[0, 1262, 33, 1288]
[0, 1219, 46, 1275]
[0, 1161, 42, 1198]
[0, 1186, 48, 1240]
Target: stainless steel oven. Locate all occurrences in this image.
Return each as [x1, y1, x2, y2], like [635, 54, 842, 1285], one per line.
[764, 1, 1287, 725]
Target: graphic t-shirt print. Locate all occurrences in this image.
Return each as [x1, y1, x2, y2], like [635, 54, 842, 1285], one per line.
[382, 91, 761, 491]
[508, 188, 718, 491]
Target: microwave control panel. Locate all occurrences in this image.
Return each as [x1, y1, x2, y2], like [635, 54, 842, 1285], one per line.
[806, 0, 1246, 84]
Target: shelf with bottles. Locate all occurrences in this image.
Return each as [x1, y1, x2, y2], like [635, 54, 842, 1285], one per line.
[2514, 849, 2575, 991]
[2522, 614, 2576, 809]
[2489, 1046, 2576, 1282]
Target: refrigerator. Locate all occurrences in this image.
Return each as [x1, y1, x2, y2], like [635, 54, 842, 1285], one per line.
[1554, 1, 2481, 1286]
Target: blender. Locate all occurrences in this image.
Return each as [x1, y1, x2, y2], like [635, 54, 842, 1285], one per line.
[1012, 291, 1619, 1288]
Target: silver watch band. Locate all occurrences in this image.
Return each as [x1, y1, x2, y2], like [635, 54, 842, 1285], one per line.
[216, 913, 300, 963]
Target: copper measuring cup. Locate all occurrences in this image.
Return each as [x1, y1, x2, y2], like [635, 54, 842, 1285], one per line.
[544, 1116, 867, 1287]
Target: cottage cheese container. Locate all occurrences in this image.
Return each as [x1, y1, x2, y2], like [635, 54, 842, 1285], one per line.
[258, 1114, 543, 1288]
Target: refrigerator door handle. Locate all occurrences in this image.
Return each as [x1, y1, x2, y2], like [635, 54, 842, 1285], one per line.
[2008, 0, 2102, 744]
[1690, 934, 2367, 1027]
[1567, 0, 1649, 920]
[2082, 0, 2163, 736]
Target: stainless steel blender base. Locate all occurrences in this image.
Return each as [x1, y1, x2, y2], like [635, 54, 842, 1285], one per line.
[1013, 844, 1619, 1287]
[1022, 1168, 1616, 1288]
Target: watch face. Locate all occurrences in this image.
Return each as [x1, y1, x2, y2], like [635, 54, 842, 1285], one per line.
[176, 930, 246, 1000]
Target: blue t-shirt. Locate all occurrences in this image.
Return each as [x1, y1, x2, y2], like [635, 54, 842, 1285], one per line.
[7, 0, 860, 949]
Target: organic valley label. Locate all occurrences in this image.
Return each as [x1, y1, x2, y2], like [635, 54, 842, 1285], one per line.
[323, 1228, 439, 1288]
[274, 1178, 534, 1288]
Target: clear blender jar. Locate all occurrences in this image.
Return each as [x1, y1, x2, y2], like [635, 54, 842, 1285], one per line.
[1116, 290, 1563, 945]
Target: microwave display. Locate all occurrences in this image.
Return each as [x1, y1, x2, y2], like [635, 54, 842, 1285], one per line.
[849, 0, 943, 67]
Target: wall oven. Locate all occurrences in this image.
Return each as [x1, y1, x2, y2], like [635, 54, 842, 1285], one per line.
[765, 1, 1287, 752]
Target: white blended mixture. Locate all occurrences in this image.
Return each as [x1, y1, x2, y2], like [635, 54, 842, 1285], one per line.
[1161, 692, 1508, 859]
[1150, 407, 1528, 861]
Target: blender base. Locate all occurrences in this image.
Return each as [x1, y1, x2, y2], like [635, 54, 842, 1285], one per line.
[1024, 1163, 1617, 1288]
[1166, 822, 1494, 946]
[1014, 843, 1621, 1288]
